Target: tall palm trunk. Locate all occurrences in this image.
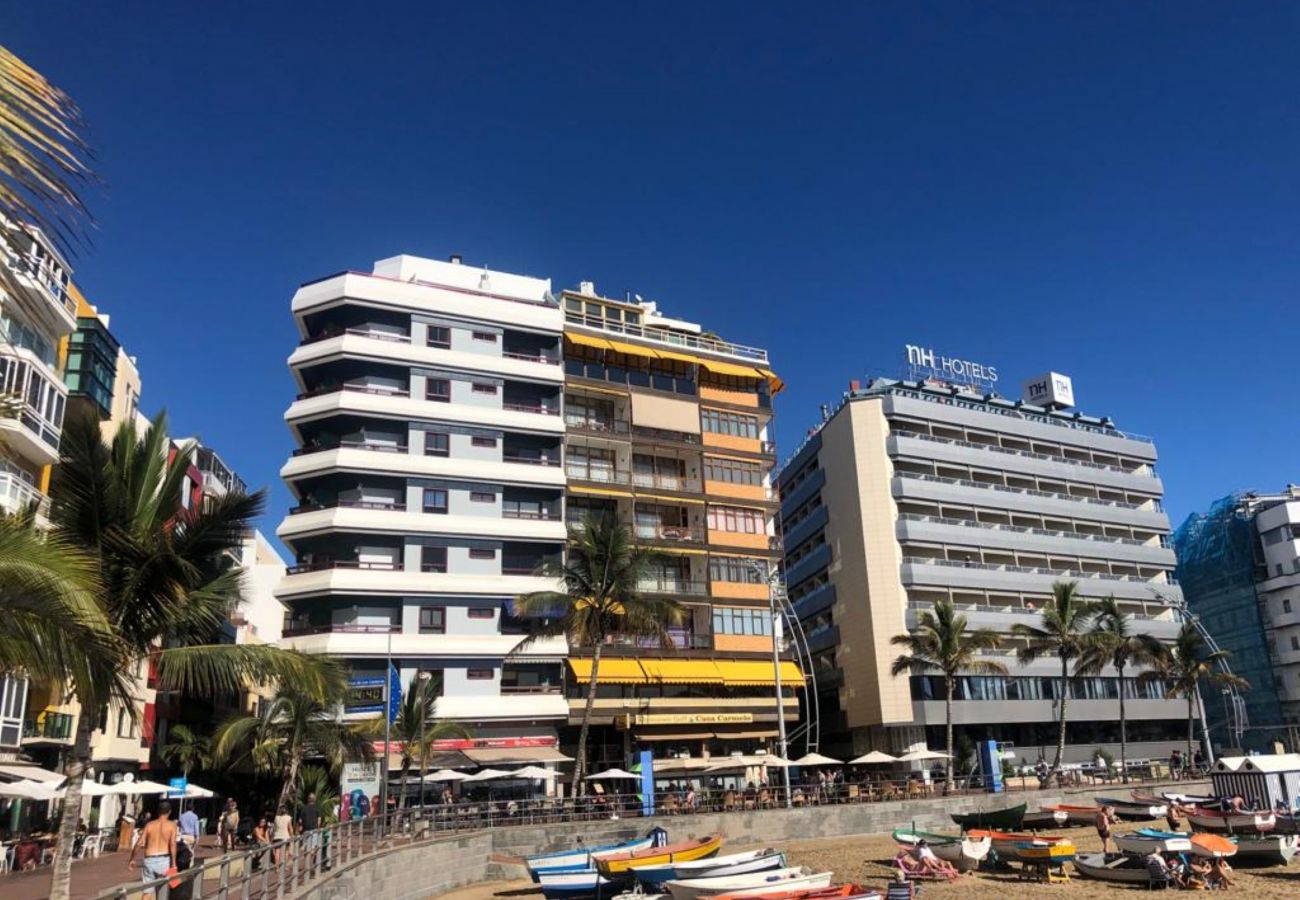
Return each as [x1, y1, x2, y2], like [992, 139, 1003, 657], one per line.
[50, 704, 97, 900]
[944, 675, 955, 795]
[397, 760, 410, 809]
[572, 641, 603, 798]
[419, 744, 429, 808]
[1053, 654, 1069, 773]
[278, 748, 302, 811]
[1186, 696, 1195, 768]
[1116, 662, 1128, 783]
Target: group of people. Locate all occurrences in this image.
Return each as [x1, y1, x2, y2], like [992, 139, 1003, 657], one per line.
[893, 839, 959, 880]
[1169, 748, 1207, 779]
[1146, 849, 1234, 889]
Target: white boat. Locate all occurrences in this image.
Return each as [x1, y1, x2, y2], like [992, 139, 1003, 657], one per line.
[1230, 834, 1299, 866]
[1073, 852, 1153, 885]
[632, 850, 785, 887]
[537, 870, 619, 900]
[1188, 810, 1277, 834]
[891, 829, 991, 872]
[527, 829, 667, 880]
[1094, 797, 1168, 821]
[1115, 833, 1191, 855]
[664, 867, 832, 900]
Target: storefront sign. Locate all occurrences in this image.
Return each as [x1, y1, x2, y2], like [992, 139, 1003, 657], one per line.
[628, 713, 755, 726]
[905, 344, 999, 386]
[1022, 371, 1074, 408]
[341, 761, 381, 811]
[428, 735, 559, 750]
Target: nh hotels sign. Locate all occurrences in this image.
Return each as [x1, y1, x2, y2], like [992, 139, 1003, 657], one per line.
[905, 344, 999, 386]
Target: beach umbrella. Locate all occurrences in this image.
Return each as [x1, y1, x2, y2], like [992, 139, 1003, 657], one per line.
[181, 783, 216, 799]
[849, 751, 899, 765]
[794, 752, 843, 766]
[107, 779, 172, 795]
[0, 780, 60, 800]
[511, 766, 554, 780]
[423, 768, 471, 782]
[586, 768, 641, 780]
[757, 756, 795, 768]
[462, 768, 513, 782]
[73, 781, 117, 797]
[897, 748, 951, 762]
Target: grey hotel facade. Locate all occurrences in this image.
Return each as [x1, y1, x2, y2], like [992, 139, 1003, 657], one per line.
[777, 359, 1188, 764]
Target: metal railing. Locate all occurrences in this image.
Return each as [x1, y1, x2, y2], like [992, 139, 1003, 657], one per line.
[634, 523, 706, 543]
[565, 464, 629, 484]
[632, 425, 701, 446]
[6, 254, 76, 316]
[896, 512, 1168, 548]
[0, 472, 49, 517]
[296, 383, 410, 400]
[564, 309, 769, 363]
[300, 327, 412, 345]
[282, 623, 401, 638]
[502, 453, 561, 467]
[905, 599, 1176, 622]
[566, 416, 631, 436]
[286, 559, 402, 574]
[636, 576, 709, 595]
[632, 472, 702, 492]
[292, 439, 409, 456]
[288, 500, 406, 515]
[894, 471, 1163, 512]
[503, 349, 560, 364]
[503, 401, 561, 415]
[893, 430, 1157, 477]
[901, 555, 1178, 586]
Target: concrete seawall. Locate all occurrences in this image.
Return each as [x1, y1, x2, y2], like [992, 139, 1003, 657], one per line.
[295, 782, 1208, 900]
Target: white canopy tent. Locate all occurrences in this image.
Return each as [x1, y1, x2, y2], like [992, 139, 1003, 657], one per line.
[0, 780, 60, 800]
[107, 779, 173, 795]
[586, 768, 641, 781]
[849, 751, 899, 765]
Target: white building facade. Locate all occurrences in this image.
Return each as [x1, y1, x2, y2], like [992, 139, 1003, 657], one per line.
[277, 255, 570, 745]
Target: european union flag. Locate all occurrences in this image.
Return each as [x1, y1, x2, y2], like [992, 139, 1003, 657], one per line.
[388, 663, 402, 724]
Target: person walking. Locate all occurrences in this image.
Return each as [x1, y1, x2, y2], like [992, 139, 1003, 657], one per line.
[177, 805, 201, 871]
[128, 802, 178, 897]
[272, 805, 294, 864]
[1095, 805, 1117, 854]
[217, 799, 240, 853]
[296, 792, 323, 871]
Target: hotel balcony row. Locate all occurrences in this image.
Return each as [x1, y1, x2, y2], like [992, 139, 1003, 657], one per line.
[900, 555, 1182, 604]
[0, 350, 69, 467]
[895, 513, 1176, 567]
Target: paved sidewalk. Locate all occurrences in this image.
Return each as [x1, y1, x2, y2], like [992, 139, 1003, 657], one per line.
[6, 837, 231, 900]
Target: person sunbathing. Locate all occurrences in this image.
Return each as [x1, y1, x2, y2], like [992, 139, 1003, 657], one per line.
[914, 840, 958, 877]
[894, 850, 927, 876]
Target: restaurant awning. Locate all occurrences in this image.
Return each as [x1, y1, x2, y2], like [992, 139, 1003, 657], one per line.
[640, 659, 724, 684]
[565, 333, 613, 351]
[567, 658, 646, 684]
[699, 359, 765, 379]
[714, 660, 805, 686]
[0, 764, 62, 783]
[462, 747, 572, 765]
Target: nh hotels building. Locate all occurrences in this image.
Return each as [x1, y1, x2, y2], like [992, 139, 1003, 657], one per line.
[277, 255, 794, 768]
[776, 354, 1188, 763]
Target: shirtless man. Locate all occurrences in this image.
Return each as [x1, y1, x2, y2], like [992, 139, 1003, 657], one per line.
[1095, 805, 1116, 854]
[128, 802, 177, 894]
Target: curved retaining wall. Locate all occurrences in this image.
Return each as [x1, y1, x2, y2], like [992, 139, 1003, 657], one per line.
[296, 782, 1208, 900]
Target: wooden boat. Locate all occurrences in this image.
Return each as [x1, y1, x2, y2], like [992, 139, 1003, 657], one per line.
[1021, 808, 1070, 829]
[1130, 790, 1165, 805]
[967, 829, 1068, 862]
[709, 885, 877, 900]
[1187, 808, 1276, 834]
[1134, 828, 1238, 860]
[1073, 852, 1155, 885]
[1225, 834, 1297, 866]
[528, 829, 669, 880]
[599, 835, 724, 877]
[1115, 832, 1192, 855]
[950, 802, 1025, 831]
[1274, 814, 1300, 836]
[633, 850, 785, 888]
[664, 867, 832, 900]
[1016, 841, 1076, 865]
[891, 828, 991, 871]
[1095, 796, 1167, 820]
[1044, 804, 1100, 827]
[538, 869, 621, 900]
[1161, 791, 1221, 808]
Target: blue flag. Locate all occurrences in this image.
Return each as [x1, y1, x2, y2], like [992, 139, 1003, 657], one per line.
[388, 663, 402, 724]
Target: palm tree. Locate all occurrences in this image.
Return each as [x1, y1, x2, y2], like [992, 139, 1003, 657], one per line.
[48, 411, 347, 900]
[365, 674, 468, 808]
[1142, 621, 1250, 765]
[1011, 581, 1098, 775]
[214, 678, 373, 810]
[513, 514, 682, 795]
[1077, 596, 1163, 783]
[890, 597, 1006, 793]
[298, 765, 341, 825]
[159, 724, 213, 782]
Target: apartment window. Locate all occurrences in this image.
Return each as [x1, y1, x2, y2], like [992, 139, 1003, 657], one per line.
[421, 546, 447, 573]
[425, 432, 450, 457]
[712, 607, 772, 636]
[423, 489, 448, 514]
[700, 409, 759, 439]
[472, 383, 498, 395]
[466, 668, 494, 680]
[704, 457, 764, 485]
[427, 379, 451, 402]
[427, 326, 451, 349]
[469, 548, 496, 560]
[707, 505, 765, 534]
[471, 436, 497, 448]
[470, 491, 496, 503]
[418, 607, 446, 634]
[709, 556, 766, 584]
[467, 608, 494, 619]
[1285, 599, 1293, 614]
[1292, 636, 1299, 651]
[472, 331, 498, 343]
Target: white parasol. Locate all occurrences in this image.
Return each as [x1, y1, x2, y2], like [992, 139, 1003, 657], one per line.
[849, 750, 899, 765]
[897, 748, 952, 762]
[423, 768, 472, 782]
[585, 768, 642, 780]
[794, 752, 843, 766]
[461, 768, 513, 782]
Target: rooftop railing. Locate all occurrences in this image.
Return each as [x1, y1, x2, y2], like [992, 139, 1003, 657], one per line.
[565, 309, 769, 363]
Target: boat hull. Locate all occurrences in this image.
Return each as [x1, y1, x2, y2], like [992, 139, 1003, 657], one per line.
[1073, 852, 1152, 884]
[538, 870, 622, 900]
[1115, 833, 1192, 855]
[1022, 809, 1070, 829]
[710, 885, 875, 900]
[1047, 805, 1099, 827]
[599, 835, 723, 877]
[1095, 798, 1167, 821]
[1188, 811, 1276, 834]
[665, 868, 832, 900]
[528, 830, 666, 881]
[950, 803, 1026, 831]
[968, 830, 1069, 862]
[1227, 835, 1298, 866]
[634, 851, 786, 888]
[891, 829, 990, 871]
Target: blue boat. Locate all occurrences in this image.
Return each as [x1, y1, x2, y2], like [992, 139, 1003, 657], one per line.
[537, 869, 626, 900]
[527, 828, 668, 882]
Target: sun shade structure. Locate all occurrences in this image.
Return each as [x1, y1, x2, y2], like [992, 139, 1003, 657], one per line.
[423, 769, 472, 782]
[0, 780, 59, 799]
[849, 751, 900, 765]
[586, 768, 642, 780]
[461, 768, 514, 782]
[510, 766, 555, 780]
[897, 748, 952, 762]
[107, 779, 173, 795]
[794, 752, 843, 766]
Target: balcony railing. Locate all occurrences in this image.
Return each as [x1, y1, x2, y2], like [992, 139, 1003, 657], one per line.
[632, 425, 700, 446]
[287, 559, 402, 574]
[293, 439, 409, 456]
[894, 471, 1161, 512]
[893, 430, 1157, 478]
[288, 499, 407, 515]
[636, 577, 708, 596]
[502, 453, 561, 467]
[632, 472, 702, 493]
[23, 712, 74, 741]
[503, 350, 560, 364]
[282, 623, 401, 638]
[901, 555, 1177, 586]
[566, 417, 631, 437]
[634, 523, 706, 544]
[503, 401, 561, 416]
[300, 327, 412, 346]
[297, 383, 410, 401]
[565, 464, 629, 484]
[502, 508, 561, 520]
[499, 684, 564, 695]
[0, 472, 48, 517]
[502, 564, 545, 575]
[897, 512, 1167, 548]
[564, 309, 769, 363]
[6, 254, 76, 318]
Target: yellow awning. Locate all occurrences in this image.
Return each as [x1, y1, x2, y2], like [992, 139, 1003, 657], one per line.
[606, 339, 659, 359]
[757, 368, 786, 394]
[715, 660, 805, 686]
[653, 347, 702, 365]
[567, 658, 646, 684]
[700, 359, 765, 379]
[640, 659, 724, 684]
[568, 485, 633, 498]
[565, 333, 613, 351]
[635, 492, 706, 505]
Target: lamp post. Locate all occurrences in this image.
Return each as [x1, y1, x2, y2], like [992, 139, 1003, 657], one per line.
[416, 670, 432, 809]
[746, 559, 792, 809]
[379, 630, 393, 825]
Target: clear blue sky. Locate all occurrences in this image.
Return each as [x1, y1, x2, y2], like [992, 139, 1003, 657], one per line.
[10, 2, 1299, 547]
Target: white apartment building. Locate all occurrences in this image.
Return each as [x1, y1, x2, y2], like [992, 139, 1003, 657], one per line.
[277, 255, 570, 747]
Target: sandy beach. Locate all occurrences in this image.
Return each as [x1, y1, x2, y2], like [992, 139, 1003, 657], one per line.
[441, 819, 1300, 900]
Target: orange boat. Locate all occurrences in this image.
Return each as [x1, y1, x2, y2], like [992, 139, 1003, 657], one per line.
[967, 830, 1069, 861]
[711, 885, 874, 900]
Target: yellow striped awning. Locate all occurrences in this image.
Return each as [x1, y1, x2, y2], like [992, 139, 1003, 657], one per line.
[635, 492, 706, 505]
[640, 659, 724, 684]
[568, 485, 633, 498]
[699, 359, 765, 379]
[757, 368, 786, 394]
[715, 660, 805, 686]
[566, 332, 613, 351]
[652, 347, 702, 365]
[567, 658, 646, 684]
[606, 339, 659, 359]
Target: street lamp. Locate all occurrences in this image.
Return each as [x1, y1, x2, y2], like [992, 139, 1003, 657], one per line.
[416, 670, 432, 809]
[379, 629, 394, 825]
[746, 559, 792, 809]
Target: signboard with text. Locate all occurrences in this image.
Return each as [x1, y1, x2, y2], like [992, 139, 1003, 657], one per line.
[905, 344, 999, 388]
[627, 713, 755, 726]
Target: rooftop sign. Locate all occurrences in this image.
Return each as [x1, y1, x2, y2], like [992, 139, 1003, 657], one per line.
[905, 344, 999, 387]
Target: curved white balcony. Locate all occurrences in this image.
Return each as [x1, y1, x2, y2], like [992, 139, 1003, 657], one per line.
[277, 630, 567, 659]
[290, 333, 563, 384]
[274, 566, 560, 599]
[277, 507, 568, 543]
[284, 389, 564, 435]
[281, 447, 565, 488]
